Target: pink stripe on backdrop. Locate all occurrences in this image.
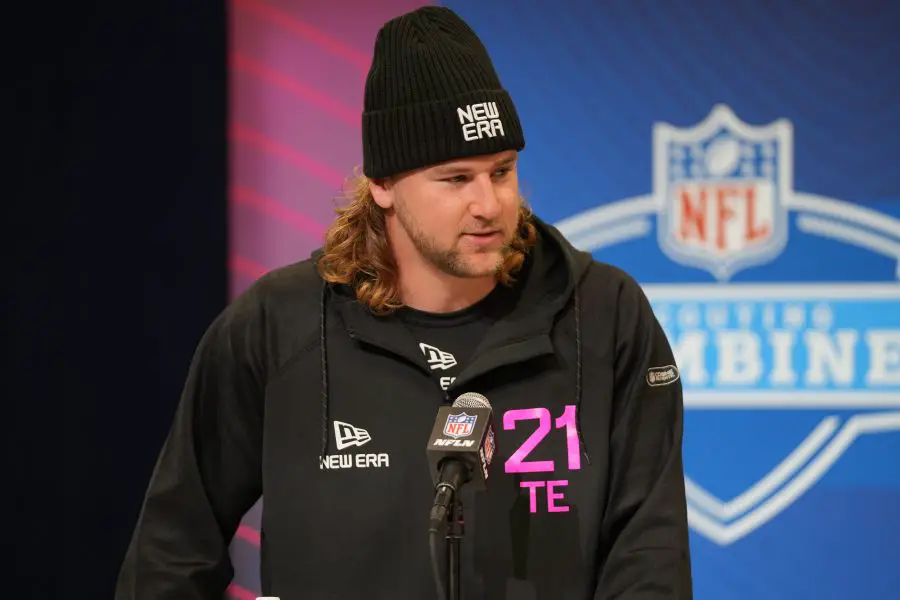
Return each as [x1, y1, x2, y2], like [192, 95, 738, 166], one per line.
[232, 0, 371, 71]
[236, 524, 262, 546]
[230, 141, 347, 228]
[229, 254, 270, 281]
[231, 123, 346, 189]
[266, 0, 434, 53]
[231, 11, 366, 114]
[232, 185, 327, 239]
[231, 53, 360, 128]
[227, 583, 258, 600]
[229, 67, 363, 176]
[230, 201, 324, 270]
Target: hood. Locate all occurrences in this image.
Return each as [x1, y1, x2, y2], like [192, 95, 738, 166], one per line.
[313, 215, 595, 462]
[507, 214, 594, 325]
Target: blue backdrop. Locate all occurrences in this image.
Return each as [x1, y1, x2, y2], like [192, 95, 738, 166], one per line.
[440, 1, 900, 598]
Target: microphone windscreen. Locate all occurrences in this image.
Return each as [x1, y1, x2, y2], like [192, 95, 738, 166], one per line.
[452, 392, 492, 410]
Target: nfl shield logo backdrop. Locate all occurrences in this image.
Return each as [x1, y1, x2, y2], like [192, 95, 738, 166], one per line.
[556, 105, 900, 547]
[655, 105, 790, 281]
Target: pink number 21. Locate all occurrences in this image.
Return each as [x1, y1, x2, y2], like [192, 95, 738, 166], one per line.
[503, 405, 581, 474]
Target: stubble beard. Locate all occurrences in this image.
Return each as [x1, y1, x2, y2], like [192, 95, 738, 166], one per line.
[394, 201, 513, 279]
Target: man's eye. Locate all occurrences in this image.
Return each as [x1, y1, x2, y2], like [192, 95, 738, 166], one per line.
[443, 175, 467, 184]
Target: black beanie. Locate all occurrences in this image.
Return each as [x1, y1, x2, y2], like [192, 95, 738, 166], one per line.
[362, 6, 526, 179]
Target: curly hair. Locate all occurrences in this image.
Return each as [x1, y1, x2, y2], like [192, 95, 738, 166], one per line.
[315, 172, 538, 315]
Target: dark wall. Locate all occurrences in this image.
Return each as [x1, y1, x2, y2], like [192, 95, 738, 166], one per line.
[10, 0, 228, 595]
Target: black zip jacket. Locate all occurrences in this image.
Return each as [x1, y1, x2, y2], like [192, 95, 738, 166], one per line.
[115, 217, 692, 599]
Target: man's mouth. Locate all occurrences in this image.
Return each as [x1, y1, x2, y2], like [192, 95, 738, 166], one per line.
[461, 230, 503, 248]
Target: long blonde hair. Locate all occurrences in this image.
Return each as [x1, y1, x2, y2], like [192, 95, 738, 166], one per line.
[315, 172, 538, 315]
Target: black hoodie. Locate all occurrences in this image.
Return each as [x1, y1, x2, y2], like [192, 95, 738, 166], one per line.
[115, 217, 693, 599]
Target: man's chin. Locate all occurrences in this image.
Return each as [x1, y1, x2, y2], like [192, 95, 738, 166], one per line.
[457, 254, 505, 278]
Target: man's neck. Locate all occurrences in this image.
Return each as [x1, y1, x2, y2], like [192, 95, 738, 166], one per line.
[399, 269, 497, 314]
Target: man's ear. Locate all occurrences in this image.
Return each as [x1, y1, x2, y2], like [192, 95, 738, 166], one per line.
[369, 177, 395, 209]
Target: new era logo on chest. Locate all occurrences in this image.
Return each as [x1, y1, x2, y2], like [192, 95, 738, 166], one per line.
[419, 343, 457, 390]
[333, 420, 371, 450]
[457, 101, 505, 141]
[320, 421, 389, 471]
[420, 343, 457, 370]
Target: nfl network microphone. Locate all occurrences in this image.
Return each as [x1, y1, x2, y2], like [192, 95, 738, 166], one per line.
[426, 392, 496, 529]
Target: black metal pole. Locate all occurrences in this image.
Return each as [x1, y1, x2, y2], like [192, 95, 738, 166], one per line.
[446, 498, 463, 600]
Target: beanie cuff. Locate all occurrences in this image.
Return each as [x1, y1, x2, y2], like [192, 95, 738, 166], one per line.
[362, 88, 525, 179]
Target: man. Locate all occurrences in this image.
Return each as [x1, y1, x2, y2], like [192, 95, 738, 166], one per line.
[116, 6, 692, 599]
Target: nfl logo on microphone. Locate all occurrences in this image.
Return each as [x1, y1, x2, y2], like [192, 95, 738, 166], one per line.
[444, 413, 477, 439]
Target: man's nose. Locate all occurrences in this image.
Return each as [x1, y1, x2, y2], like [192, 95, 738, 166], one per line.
[468, 174, 502, 220]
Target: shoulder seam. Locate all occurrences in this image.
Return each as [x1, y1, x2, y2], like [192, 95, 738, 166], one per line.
[268, 329, 321, 387]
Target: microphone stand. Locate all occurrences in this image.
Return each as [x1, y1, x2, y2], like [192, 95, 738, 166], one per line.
[446, 497, 464, 600]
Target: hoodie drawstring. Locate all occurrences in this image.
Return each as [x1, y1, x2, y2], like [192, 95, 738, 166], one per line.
[319, 280, 330, 459]
[573, 285, 591, 465]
